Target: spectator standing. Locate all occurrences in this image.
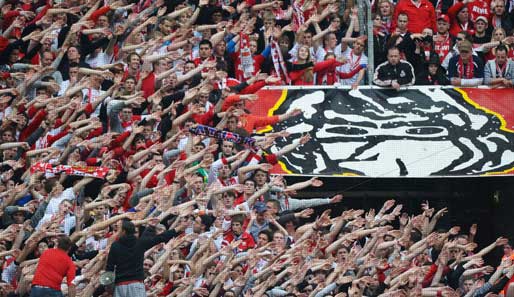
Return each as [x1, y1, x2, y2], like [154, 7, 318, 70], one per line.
[373, 47, 416, 89]
[491, 0, 513, 34]
[106, 219, 185, 297]
[448, 1, 475, 36]
[483, 27, 510, 61]
[338, 37, 368, 88]
[448, 40, 484, 86]
[434, 15, 455, 63]
[449, 0, 491, 24]
[373, 13, 390, 67]
[377, 0, 395, 34]
[410, 28, 437, 72]
[391, 13, 417, 62]
[31, 236, 76, 297]
[392, 0, 437, 33]
[473, 16, 492, 46]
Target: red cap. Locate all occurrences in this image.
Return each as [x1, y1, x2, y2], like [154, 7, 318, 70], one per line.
[438, 14, 450, 23]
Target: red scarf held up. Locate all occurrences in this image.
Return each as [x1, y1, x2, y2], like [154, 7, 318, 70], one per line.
[239, 33, 254, 79]
[30, 162, 110, 179]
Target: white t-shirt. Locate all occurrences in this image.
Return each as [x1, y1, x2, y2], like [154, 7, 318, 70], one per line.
[338, 50, 368, 85]
[0, 106, 13, 122]
[44, 187, 76, 216]
[289, 43, 328, 63]
[85, 52, 113, 68]
[36, 213, 76, 235]
[85, 236, 108, 252]
[58, 80, 70, 96]
[81, 88, 107, 116]
[334, 44, 351, 60]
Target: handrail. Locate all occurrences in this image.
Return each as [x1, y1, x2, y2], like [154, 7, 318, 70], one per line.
[260, 85, 503, 90]
[365, 0, 374, 87]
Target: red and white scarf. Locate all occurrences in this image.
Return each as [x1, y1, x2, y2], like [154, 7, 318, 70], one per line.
[272, 8, 288, 20]
[458, 56, 475, 78]
[422, 44, 432, 62]
[496, 62, 507, 78]
[434, 34, 451, 62]
[292, 0, 305, 31]
[349, 50, 362, 71]
[239, 33, 255, 79]
[30, 162, 110, 179]
[270, 38, 291, 84]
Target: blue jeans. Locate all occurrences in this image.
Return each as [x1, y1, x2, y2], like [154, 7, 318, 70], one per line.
[30, 286, 63, 297]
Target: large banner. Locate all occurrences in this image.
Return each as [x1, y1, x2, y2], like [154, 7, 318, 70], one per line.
[246, 86, 514, 177]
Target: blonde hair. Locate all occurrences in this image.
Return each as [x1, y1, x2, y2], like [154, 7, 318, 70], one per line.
[297, 45, 314, 82]
[377, 0, 393, 16]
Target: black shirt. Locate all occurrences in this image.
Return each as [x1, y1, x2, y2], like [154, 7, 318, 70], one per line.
[106, 226, 180, 284]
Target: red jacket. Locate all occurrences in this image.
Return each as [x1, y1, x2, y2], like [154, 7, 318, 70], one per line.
[392, 0, 436, 33]
[448, 2, 476, 36]
[448, 0, 491, 23]
[289, 59, 343, 86]
[223, 231, 255, 252]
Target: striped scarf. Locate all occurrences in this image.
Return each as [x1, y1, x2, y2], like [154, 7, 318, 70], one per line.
[239, 33, 255, 79]
[30, 162, 110, 179]
[292, 1, 305, 31]
[271, 38, 291, 84]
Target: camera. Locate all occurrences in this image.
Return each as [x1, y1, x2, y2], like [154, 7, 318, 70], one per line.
[422, 35, 433, 43]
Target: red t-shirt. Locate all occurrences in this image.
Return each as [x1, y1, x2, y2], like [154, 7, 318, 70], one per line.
[392, 0, 437, 33]
[32, 248, 76, 291]
[141, 72, 156, 98]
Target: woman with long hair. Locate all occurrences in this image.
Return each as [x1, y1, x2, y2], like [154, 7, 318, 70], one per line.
[448, 2, 474, 37]
[288, 45, 344, 85]
[376, 0, 394, 34]
[372, 13, 390, 67]
[482, 28, 510, 61]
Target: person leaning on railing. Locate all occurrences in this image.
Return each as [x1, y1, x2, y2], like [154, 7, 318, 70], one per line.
[416, 53, 451, 85]
[448, 40, 485, 87]
[484, 44, 514, 87]
[373, 46, 416, 90]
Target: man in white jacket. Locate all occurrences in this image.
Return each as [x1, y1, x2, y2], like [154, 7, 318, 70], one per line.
[484, 45, 514, 87]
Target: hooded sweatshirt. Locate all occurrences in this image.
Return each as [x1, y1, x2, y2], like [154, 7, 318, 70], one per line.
[106, 226, 180, 284]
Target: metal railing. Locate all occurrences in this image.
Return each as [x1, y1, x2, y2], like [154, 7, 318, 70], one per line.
[355, 0, 375, 86]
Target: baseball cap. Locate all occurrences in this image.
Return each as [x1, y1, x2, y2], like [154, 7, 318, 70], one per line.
[475, 16, 488, 24]
[459, 40, 473, 52]
[437, 14, 450, 23]
[253, 202, 267, 213]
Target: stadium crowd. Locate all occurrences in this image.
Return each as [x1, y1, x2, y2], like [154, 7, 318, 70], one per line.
[0, 0, 513, 296]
